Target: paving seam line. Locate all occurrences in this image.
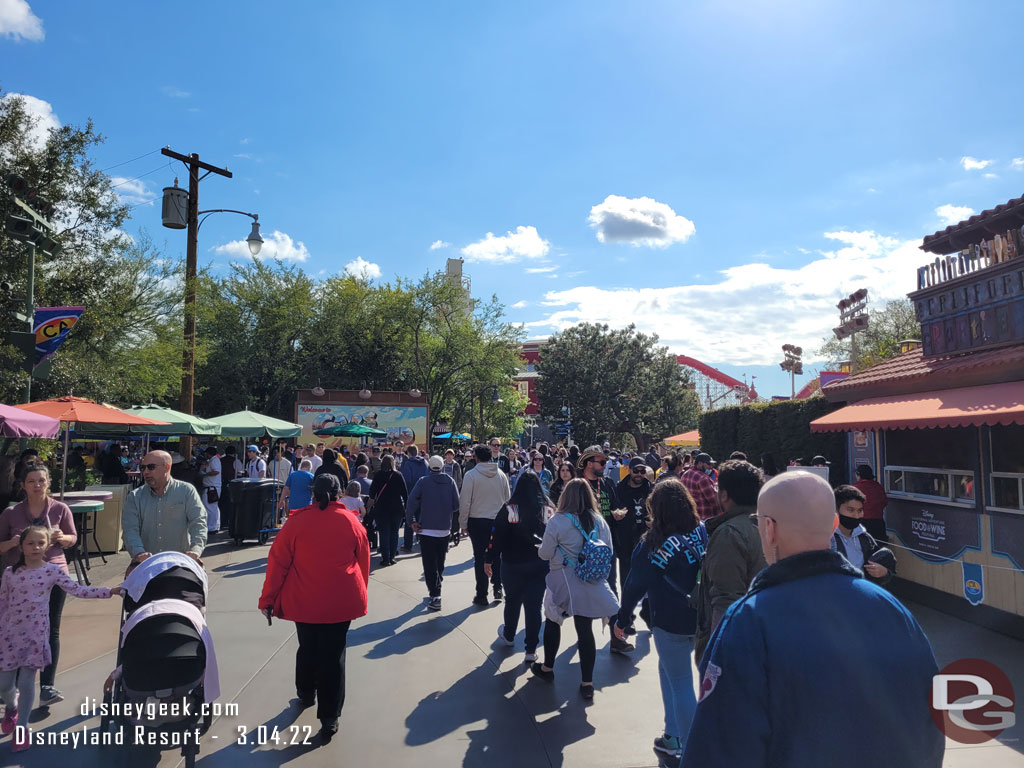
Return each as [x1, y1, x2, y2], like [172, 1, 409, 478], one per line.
[369, 574, 558, 768]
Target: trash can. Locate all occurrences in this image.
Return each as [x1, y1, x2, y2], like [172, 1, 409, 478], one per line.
[228, 478, 283, 545]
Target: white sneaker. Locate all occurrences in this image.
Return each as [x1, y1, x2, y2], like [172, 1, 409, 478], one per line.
[497, 625, 514, 647]
[524, 652, 537, 663]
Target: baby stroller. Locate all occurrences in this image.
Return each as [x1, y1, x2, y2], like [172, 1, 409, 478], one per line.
[100, 552, 216, 768]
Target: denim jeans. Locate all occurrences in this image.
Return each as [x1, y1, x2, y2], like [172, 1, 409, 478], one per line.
[652, 628, 697, 747]
[500, 559, 548, 652]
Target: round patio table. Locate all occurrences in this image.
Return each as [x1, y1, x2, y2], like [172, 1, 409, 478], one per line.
[68, 500, 105, 585]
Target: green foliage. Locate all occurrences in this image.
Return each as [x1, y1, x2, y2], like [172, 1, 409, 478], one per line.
[535, 323, 699, 450]
[698, 398, 848, 481]
[817, 299, 920, 370]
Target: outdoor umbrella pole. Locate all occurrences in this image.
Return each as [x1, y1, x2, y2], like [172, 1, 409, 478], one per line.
[60, 423, 70, 501]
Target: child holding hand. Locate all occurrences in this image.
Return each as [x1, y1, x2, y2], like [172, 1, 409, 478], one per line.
[0, 526, 121, 752]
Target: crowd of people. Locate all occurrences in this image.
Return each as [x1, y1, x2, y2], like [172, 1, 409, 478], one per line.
[0, 433, 943, 765]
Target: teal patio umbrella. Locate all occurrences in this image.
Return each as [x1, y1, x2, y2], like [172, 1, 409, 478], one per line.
[211, 409, 302, 439]
[313, 422, 387, 438]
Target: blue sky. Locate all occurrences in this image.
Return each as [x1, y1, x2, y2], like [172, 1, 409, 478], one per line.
[2, 0, 1022, 399]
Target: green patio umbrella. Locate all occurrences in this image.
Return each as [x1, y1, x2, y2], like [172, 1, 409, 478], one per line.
[314, 422, 387, 438]
[211, 408, 303, 438]
[115, 405, 223, 435]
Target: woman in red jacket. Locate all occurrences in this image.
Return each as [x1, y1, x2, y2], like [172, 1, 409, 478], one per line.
[259, 474, 370, 742]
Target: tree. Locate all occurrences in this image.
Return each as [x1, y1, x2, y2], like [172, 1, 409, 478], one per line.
[0, 91, 182, 406]
[817, 299, 920, 370]
[535, 323, 699, 451]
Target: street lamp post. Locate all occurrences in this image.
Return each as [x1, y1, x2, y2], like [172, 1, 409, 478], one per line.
[779, 345, 803, 398]
[833, 288, 869, 373]
[161, 147, 263, 456]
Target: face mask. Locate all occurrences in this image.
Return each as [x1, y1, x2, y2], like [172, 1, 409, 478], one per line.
[838, 514, 861, 531]
[705, 469, 714, 477]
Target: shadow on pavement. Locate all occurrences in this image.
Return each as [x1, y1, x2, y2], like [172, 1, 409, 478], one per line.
[364, 606, 476, 660]
[211, 558, 268, 578]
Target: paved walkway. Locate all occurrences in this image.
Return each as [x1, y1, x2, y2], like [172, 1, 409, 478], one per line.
[2, 535, 1024, 767]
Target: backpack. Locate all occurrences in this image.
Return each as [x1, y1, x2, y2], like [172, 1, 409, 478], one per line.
[560, 511, 613, 583]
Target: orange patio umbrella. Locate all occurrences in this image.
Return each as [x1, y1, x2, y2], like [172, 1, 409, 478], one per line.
[15, 397, 171, 498]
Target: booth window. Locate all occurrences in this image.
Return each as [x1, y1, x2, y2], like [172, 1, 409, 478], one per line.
[884, 427, 976, 506]
[989, 424, 1024, 512]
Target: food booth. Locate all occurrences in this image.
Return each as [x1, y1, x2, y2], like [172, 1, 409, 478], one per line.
[812, 196, 1024, 636]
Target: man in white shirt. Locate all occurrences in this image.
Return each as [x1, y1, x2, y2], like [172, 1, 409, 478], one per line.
[201, 446, 222, 533]
[246, 445, 267, 479]
[305, 443, 323, 472]
[268, 445, 292, 484]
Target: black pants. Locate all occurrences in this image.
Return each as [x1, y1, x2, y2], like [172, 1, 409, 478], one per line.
[295, 621, 351, 723]
[501, 559, 548, 653]
[41, 586, 66, 688]
[420, 535, 449, 597]
[403, 518, 415, 550]
[468, 518, 501, 598]
[376, 514, 400, 562]
[543, 616, 596, 683]
[862, 518, 888, 542]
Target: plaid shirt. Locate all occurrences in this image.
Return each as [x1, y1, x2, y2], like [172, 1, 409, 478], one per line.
[681, 467, 723, 520]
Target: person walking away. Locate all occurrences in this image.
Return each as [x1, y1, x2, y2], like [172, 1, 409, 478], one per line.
[532, 479, 619, 699]
[122, 451, 207, 565]
[258, 475, 370, 744]
[577, 446, 633, 654]
[314, 448, 349, 490]
[354, 465, 372, 497]
[200, 446, 222, 534]
[368, 455, 408, 567]
[853, 465, 888, 542]
[459, 444, 511, 606]
[0, 525, 121, 750]
[832, 485, 896, 585]
[680, 453, 722, 520]
[407, 456, 460, 610]
[342, 482, 367, 520]
[220, 446, 242, 532]
[680, 471, 943, 768]
[0, 464, 80, 707]
[400, 446, 429, 552]
[280, 459, 316, 518]
[692, 459, 765, 660]
[614, 479, 707, 760]
[486, 471, 549, 663]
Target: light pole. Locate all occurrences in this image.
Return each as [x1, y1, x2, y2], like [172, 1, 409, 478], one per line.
[161, 148, 262, 456]
[779, 345, 803, 398]
[833, 288, 869, 373]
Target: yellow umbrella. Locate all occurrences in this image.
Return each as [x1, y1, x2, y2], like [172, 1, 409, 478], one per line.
[664, 429, 700, 447]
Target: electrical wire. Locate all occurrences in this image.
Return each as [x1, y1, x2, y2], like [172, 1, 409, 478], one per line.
[98, 149, 160, 173]
[110, 162, 172, 189]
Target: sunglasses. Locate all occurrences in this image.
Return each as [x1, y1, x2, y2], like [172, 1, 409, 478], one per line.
[631, 467, 647, 474]
[141, 463, 162, 471]
[591, 459, 607, 466]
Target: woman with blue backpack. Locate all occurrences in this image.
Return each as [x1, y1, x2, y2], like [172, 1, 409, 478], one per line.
[533, 478, 619, 699]
[613, 478, 707, 760]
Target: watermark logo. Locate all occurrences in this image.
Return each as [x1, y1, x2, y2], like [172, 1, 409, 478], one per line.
[931, 658, 1015, 744]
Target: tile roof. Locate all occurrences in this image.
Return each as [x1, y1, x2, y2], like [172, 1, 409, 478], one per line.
[821, 345, 1024, 399]
[922, 192, 1024, 254]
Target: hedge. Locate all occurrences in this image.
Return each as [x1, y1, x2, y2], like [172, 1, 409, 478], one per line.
[697, 398, 848, 481]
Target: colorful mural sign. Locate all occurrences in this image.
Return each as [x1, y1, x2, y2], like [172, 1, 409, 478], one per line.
[33, 306, 84, 367]
[295, 403, 428, 453]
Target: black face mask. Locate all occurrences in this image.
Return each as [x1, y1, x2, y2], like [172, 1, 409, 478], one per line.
[838, 514, 862, 531]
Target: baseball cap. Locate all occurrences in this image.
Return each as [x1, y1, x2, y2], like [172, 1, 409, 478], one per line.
[428, 455, 444, 471]
[247, 444, 259, 453]
[628, 456, 647, 470]
[696, 452, 713, 464]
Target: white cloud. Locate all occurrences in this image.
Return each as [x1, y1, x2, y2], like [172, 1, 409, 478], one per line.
[935, 204, 975, 226]
[214, 230, 310, 262]
[588, 194, 695, 248]
[1011, 158, 1024, 170]
[342, 256, 382, 280]
[525, 265, 557, 274]
[984, 173, 998, 179]
[0, 0, 43, 41]
[161, 86, 190, 99]
[523, 230, 921, 367]
[511, 300, 528, 309]
[461, 225, 549, 263]
[0, 92, 58, 150]
[429, 240, 451, 250]
[961, 156, 992, 171]
[110, 176, 155, 207]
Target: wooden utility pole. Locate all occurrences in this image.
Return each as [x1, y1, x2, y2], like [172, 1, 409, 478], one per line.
[161, 148, 232, 456]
